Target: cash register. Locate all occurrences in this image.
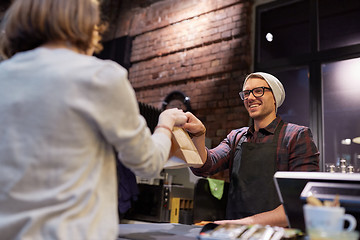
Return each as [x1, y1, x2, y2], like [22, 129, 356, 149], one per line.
[274, 171, 360, 232]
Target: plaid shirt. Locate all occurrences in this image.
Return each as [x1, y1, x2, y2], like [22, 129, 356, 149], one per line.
[191, 116, 320, 177]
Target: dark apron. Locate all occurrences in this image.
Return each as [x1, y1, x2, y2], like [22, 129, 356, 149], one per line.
[226, 121, 284, 219]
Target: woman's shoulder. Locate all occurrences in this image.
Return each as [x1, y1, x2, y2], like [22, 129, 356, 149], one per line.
[55, 49, 129, 84]
[67, 50, 127, 75]
[89, 57, 128, 78]
[42, 47, 128, 76]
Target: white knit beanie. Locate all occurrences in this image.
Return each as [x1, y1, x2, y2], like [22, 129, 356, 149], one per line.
[243, 72, 285, 111]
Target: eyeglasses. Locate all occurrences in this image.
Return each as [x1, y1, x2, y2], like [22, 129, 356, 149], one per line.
[239, 87, 272, 100]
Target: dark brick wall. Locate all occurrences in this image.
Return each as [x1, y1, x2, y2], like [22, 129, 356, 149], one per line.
[108, 0, 253, 146]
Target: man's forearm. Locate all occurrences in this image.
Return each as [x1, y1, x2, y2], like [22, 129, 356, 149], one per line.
[191, 134, 207, 164]
[246, 205, 288, 227]
[215, 205, 288, 227]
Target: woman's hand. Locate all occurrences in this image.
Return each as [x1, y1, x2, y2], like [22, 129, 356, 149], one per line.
[157, 108, 188, 129]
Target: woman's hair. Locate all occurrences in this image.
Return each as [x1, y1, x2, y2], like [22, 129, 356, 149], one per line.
[0, 0, 106, 59]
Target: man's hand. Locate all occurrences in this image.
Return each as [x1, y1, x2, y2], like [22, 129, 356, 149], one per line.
[214, 205, 288, 227]
[183, 111, 206, 137]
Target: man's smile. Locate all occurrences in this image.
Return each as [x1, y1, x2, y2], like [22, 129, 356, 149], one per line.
[249, 104, 260, 108]
[247, 101, 262, 111]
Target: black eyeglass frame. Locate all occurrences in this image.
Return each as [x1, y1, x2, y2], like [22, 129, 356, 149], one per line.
[239, 87, 272, 100]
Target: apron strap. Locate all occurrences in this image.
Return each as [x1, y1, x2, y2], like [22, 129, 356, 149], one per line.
[229, 130, 247, 177]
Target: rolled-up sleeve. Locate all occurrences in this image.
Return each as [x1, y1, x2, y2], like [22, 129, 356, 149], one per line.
[285, 126, 320, 171]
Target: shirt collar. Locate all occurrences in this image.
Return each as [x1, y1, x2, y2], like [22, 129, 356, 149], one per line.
[247, 116, 282, 135]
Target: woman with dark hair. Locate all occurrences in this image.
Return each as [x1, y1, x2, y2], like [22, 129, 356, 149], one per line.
[0, 0, 188, 239]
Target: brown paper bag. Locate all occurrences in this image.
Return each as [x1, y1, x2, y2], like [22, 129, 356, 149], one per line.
[164, 127, 203, 169]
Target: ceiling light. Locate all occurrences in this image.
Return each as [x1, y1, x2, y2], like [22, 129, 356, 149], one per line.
[266, 33, 273, 42]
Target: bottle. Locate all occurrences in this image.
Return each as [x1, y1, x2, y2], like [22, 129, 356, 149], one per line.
[329, 164, 336, 173]
[340, 159, 347, 173]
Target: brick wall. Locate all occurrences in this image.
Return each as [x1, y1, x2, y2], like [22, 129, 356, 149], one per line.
[110, 0, 252, 146]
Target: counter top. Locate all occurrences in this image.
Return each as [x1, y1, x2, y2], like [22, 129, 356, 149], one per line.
[117, 223, 202, 240]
